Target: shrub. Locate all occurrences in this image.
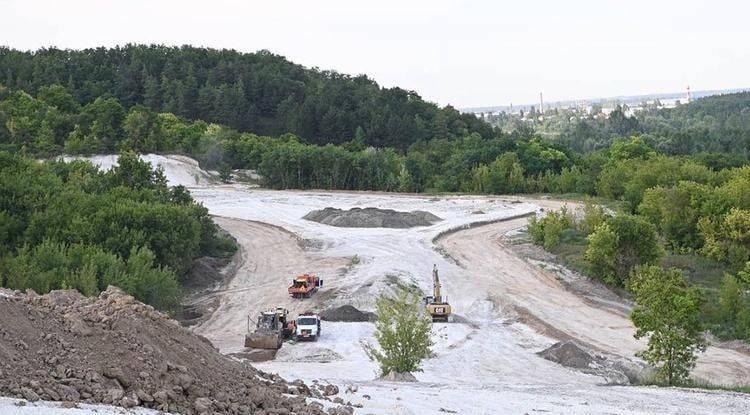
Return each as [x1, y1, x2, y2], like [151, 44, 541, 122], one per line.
[365, 289, 433, 376]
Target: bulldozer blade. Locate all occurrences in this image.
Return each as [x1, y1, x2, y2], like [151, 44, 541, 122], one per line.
[244, 333, 282, 349]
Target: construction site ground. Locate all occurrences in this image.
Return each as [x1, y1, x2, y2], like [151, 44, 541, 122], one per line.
[34, 154, 750, 415]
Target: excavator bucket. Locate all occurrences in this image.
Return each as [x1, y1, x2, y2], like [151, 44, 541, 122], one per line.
[244, 332, 282, 349]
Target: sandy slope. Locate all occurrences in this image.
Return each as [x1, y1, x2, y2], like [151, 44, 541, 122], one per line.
[437, 213, 750, 386]
[192, 217, 349, 352]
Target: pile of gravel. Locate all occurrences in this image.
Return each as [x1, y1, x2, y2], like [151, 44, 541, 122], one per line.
[320, 305, 377, 322]
[537, 341, 650, 385]
[0, 287, 352, 414]
[303, 207, 442, 228]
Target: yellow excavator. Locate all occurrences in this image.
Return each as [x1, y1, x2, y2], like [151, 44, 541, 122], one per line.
[424, 264, 452, 322]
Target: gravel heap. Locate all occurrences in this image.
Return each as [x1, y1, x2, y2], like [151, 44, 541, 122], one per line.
[319, 305, 376, 322]
[303, 207, 442, 228]
[537, 341, 650, 385]
[0, 286, 352, 414]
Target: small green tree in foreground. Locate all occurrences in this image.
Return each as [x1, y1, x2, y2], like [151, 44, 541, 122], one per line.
[365, 289, 433, 376]
[628, 265, 706, 385]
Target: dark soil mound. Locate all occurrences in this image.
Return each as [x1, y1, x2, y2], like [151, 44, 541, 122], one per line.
[303, 207, 442, 228]
[537, 341, 596, 369]
[320, 305, 377, 322]
[0, 287, 347, 414]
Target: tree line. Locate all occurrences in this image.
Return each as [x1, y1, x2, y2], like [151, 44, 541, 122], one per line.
[0, 45, 493, 150]
[0, 151, 235, 311]
[490, 93, 750, 159]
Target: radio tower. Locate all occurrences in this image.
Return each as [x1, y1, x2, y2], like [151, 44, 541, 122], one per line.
[686, 85, 692, 103]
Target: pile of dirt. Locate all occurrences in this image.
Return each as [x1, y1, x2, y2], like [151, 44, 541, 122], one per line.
[538, 341, 597, 369]
[0, 287, 350, 414]
[320, 305, 377, 322]
[537, 341, 647, 385]
[303, 207, 442, 228]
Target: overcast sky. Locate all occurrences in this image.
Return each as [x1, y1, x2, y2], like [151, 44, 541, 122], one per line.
[1, 0, 748, 108]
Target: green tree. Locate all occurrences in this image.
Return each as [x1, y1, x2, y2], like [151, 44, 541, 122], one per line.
[585, 214, 662, 285]
[365, 289, 434, 376]
[628, 266, 706, 385]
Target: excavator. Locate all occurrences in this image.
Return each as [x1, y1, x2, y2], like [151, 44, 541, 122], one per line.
[424, 264, 452, 322]
[244, 308, 296, 349]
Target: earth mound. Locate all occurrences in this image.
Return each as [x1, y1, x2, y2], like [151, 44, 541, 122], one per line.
[538, 340, 597, 369]
[0, 286, 345, 414]
[537, 341, 649, 385]
[320, 305, 377, 322]
[303, 207, 442, 228]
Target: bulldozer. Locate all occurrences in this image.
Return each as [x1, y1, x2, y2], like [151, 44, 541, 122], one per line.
[244, 308, 296, 349]
[424, 264, 452, 322]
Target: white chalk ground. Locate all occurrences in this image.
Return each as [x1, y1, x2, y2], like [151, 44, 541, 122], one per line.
[24, 154, 748, 415]
[60, 154, 218, 186]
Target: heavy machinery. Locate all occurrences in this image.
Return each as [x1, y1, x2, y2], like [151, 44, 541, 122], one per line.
[288, 274, 323, 299]
[244, 308, 296, 349]
[294, 312, 321, 341]
[424, 264, 452, 322]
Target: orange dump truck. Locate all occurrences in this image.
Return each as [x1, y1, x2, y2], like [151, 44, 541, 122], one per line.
[288, 274, 323, 298]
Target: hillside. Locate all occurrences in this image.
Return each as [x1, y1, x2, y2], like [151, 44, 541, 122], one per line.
[0, 45, 493, 150]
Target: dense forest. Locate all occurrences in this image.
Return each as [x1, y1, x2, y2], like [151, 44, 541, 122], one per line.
[0, 151, 235, 311]
[1, 45, 750, 344]
[0, 45, 492, 150]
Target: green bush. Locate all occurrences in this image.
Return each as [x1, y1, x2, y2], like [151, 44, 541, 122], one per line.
[527, 206, 574, 250]
[365, 289, 434, 376]
[586, 214, 662, 286]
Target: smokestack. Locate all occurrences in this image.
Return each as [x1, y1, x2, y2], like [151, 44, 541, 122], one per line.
[539, 92, 544, 115]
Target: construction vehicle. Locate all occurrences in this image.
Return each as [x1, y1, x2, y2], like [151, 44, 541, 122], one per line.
[277, 307, 297, 339]
[424, 264, 452, 322]
[294, 312, 321, 341]
[244, 308, 296, 349]
[288, 274, 323, 299]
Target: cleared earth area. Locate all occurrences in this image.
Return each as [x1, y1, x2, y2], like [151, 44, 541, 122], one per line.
[54, 155, 750, 415]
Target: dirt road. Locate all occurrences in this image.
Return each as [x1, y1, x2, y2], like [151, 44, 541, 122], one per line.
[192, 216, 349, 352]
[437, 212, 750, 386]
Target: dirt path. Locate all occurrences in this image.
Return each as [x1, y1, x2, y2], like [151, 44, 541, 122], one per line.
[437, 212, 750, 386]
[192, 217, 349, 352]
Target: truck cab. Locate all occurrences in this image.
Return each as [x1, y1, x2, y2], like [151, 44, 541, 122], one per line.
[295, 314, 321, 341]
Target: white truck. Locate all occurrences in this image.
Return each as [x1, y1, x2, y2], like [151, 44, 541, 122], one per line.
[295, 313, 321, 341]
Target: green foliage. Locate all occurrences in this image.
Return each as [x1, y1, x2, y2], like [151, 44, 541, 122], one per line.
[365, 289, 434, 376]
[577, 198, 608, 235]
[638, 182, 712, 250]
[527, 207, 574, 250]
[3, 241, 180, 311]
[585, 214, 662, 286]
[610, 136, 656, 161]
[699, 208, 750, 268]
[0, 45, 494, 151]
[628, 266, 706, 385]
[0, 151, 231, 311]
